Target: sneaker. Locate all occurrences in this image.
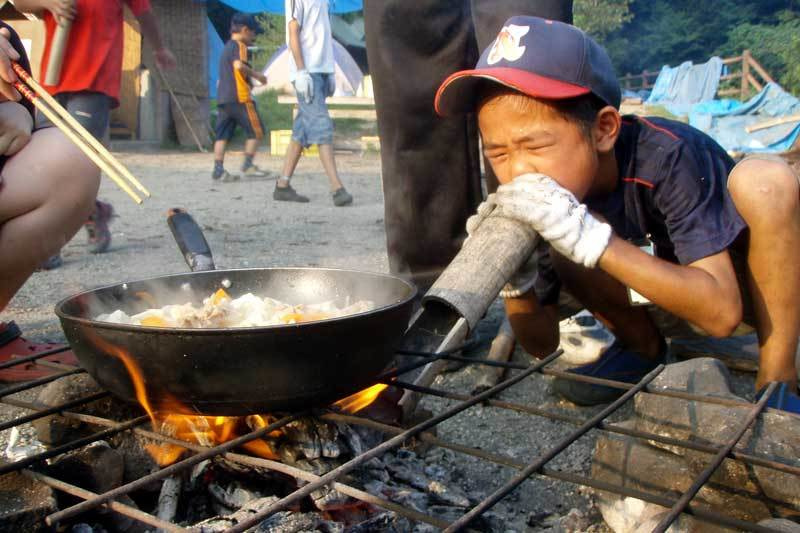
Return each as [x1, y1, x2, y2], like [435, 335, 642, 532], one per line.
[213, 169, 240, 182]
[273, 184, 309, 203]
[85, 200, 113, 254]
[552, 339, 666, 406]
[757, 382, 800, 416]
[0, 321, 78, 381]
[37, 254, 63, 271]
[558, 310, 615, 365]
[332, 187, 353, 206]
[242, 164, 276, 178]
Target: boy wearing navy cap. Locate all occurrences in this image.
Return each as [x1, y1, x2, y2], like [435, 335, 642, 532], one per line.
[436, 16, 800, 413]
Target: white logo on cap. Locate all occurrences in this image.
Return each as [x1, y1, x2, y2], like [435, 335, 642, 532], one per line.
[487, 24, 530, 65]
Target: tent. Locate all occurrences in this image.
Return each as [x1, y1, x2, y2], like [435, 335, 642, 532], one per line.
[216, 0, 362, 14]
[254, 41, 363, 97]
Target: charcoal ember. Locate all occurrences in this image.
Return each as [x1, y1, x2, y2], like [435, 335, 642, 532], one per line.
[192, 496, 279, 532]
[255, 511, 345, 533]
[109, 433, 159, 489]
[189, 459, 212, 489]
[314, 420, 342, 458]
[278, 442, 300, 465]
[283, 419, 322, 460]
[45, 441, 123, 493]
[209, 482, 264, 510]
[364, 480, 430, 514]
[71, 525, 97, 533]
[345, 511, 411, 533]
[336, 422, 364, 456]
[0, 468, 57, 532]
[292, 458, 352, 510]
[386, 451, 470, 507]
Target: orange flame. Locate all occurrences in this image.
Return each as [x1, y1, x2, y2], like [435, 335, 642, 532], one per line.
[93, 334, 389, 467]
[332, 383, 389, 413]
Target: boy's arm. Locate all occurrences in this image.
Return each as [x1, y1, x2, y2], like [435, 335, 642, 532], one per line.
[287, 18, 305, 71]
[13, 0, 75, 24]
[496, 174, 743, 338]
[132, 6, 176, 70]
[233, 59, 266, 85]
[598, 237, 741, 337]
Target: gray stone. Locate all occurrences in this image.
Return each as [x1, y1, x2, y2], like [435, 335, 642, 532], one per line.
[634, 359, 800, 511]
[45, 441, 124, 493]
[592, 423, 772, 525]
[33, 373, 140, 447]
[758, 518, 800, 532]
[0, 468, 57, 532]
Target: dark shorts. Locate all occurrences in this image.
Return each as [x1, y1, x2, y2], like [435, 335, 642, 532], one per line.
[215, 101, 264, 141]
[35, 91, 112, 139]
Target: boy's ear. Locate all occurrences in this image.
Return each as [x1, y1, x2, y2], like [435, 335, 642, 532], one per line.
[593, 106, 621, 153]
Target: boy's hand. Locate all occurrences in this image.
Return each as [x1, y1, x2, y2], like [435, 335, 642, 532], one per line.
[294, 69, 313, 104]
[155, 48, 177, 70]
[463, 192, 537, 298]
[0, 28, 21, 102]
[496, 173, 611, 268]
[0, 101, 33, 156]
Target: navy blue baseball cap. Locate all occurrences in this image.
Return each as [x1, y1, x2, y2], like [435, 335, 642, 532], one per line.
[231, 12, 258, 31]
[435, 16, 621, 115]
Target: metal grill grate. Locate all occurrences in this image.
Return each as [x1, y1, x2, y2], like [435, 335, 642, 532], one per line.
[0, 342, 796, 532]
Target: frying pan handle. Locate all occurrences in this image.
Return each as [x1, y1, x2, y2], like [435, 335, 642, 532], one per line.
[167, 208, 216, 272]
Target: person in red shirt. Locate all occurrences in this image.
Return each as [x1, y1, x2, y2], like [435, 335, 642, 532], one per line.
[15, 0, 176, 266]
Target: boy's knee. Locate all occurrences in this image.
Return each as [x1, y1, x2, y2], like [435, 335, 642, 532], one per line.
[729, 158, 799, 217]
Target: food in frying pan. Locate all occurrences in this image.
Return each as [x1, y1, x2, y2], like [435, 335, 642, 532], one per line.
[96, 289, 374, 328]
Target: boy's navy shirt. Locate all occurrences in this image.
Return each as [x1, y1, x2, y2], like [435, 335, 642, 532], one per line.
[535, 115, 746, 305]
[218, 39, 252, 105]
[587, 115, 745, 265]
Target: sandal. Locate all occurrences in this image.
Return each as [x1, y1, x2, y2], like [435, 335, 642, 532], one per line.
[0, 321, 77, 382]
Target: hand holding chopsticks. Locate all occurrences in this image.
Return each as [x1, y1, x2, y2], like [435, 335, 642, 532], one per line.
[10, 62, 150, 205]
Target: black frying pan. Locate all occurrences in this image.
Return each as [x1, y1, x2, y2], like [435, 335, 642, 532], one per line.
[55, 211, 416, 415]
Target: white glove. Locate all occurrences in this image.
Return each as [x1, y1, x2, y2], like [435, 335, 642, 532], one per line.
[462, 193, 537, 299]
[294, 70, 313, 104]
[495, 173, 612, 268]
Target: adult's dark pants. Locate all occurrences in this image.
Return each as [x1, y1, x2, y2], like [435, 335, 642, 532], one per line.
[364, 0, 573, 290]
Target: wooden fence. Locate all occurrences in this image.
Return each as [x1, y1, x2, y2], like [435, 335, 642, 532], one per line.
[619, 50, 775, 101]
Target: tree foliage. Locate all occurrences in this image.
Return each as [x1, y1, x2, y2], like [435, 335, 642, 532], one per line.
[600, 0, 800, 94]
[574, 0, 633, 40]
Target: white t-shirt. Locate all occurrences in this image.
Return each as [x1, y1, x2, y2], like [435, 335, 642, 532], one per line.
[285, 0, 335, 79]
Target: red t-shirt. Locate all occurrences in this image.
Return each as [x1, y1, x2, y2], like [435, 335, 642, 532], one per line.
[40, 0, 151, 105]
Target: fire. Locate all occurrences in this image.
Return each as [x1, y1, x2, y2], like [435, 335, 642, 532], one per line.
[95, 336, 390, 467]
[332, 383, 389, 413]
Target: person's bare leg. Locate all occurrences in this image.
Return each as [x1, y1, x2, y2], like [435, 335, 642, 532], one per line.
[0, 128, 100, 310]
[552, 252, 664, 360]
[278, 139, 303, 188]
[318, 143, 344, 191]
[213, 139, 227, 162]
[243, 138, 259, 158]
[728, 158, 800, 391]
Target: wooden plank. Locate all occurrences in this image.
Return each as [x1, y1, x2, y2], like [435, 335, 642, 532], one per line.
[747, 72, 764, 92]
[748, 54, 776, 84]
[745, 113, 800, 133]
[111, 8, 141, 139]
[741, 50, 750, 100]
[717, 88, 741, 96]
[722, 55, 743, 65]
[328, 108, 376, 120]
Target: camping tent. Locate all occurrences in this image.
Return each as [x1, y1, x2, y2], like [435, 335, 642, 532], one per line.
[254, 41, 363, 97]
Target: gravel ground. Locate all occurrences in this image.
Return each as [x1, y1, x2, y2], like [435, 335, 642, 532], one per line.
[2, 147, 775, 531]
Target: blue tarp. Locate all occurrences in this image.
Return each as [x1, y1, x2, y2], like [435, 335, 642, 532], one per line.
[207, 18, 225, 99]
[646, 57, 724, 116]
[688, 82, 800, 153]
[217, 0, 362, 14]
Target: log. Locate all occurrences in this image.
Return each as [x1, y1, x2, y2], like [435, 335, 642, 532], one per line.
[745, 113, 800, 133]
[155, 476, 181, 529]
[471, 317, 515, 395]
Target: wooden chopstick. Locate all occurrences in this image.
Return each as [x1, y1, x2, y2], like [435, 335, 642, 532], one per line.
[10, 62, 149, 204]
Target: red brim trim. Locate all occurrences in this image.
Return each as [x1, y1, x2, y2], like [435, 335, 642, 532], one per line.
[434, 67, 591, 116]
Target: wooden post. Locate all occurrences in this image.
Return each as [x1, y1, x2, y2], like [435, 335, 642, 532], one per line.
[741, 49, 751, 101]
